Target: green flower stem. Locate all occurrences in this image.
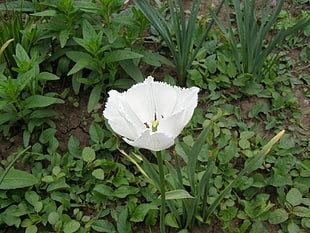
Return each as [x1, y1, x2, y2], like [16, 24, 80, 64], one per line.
[156, 151, 166, 233]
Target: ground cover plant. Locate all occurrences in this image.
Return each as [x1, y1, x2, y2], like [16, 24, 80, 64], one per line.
[0, 0, 309, 233]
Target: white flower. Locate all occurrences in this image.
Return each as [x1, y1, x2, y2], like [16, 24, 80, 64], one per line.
[103, 76, 199, 151]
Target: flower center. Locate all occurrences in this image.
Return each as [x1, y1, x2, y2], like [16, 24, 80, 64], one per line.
[150, 119, 159, 132]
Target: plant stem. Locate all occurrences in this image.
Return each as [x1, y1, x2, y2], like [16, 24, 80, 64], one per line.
[156, 151, 166, 233]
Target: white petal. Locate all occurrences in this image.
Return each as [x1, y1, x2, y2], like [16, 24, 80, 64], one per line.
[121, 76, 156, 124]
[157, 109, 187, 137]
[123, 130, 175, 151]
[103, 90, 144, 140]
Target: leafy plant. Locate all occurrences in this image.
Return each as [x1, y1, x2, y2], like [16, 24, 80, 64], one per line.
[212, 0, 310, 81]
[134, 0, 225, 86]
[124, 120, 284, 231]
[0, 9, 37, 74]
[0, 44, 63, 145]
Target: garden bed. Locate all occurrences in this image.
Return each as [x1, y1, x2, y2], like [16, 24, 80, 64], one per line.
[0, 0, 309, 233]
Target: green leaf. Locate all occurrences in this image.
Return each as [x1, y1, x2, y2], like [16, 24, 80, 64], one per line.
[0, 112, 16, 124]
[67, 58, 93, 76]
[31, 10, 57, 16]
[25, 190, 42, 212]
[24, 95, 64, 109]
[165, 213, 179, 228]
[248, 102, 270, 118]
[89, 123, 104, 144]
[59, 29, 69, 48]
[93, 184, 114, 197]
[0, 169, 38, 189]
[116, 207, 131, 233]
[268, 209, 288, 224]
[119, 60, 144, 82]
[113, 186, 139, 198]
[36, 72, 60, 81]
[219, 207, 238, 221]
[25, 225, 38, 233]
[39, 128, 57, 144]
[29, 110, 58, 119]
[46, 178, 70, 192]
[66, 51, 92, 63]
[130, 204, 158, 222]
[63, 220, 80, 233]
[286, 188, 303, 206]
[48, 212, 60, 225]
[92, 169, 105, 180]
[240, 80, 262, 95]
[82, 147, 96, 163]
[287, 222, 300, 233]
[206, 54, 217, 73]
[92, 220, 116, 232]
[103, 50, 143, 63]
[87, 85, 102, 113]
[292, 206, 310, 217]
[164, 189, 195, 200]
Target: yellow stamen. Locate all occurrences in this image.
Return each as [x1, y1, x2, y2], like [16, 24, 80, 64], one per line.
[151, 119, 160, 132]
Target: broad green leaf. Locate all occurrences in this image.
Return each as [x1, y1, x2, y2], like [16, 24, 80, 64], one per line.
[87, 85, 102, 113]
[119, 60, 144, 82]
[163, 189, 195, 200]
[240, 80, 262, 95]
[46, 178, 70, 192]
[288, 222, 300, 233]
[0, 169, 38, 189]
[59, 29, 69, 48]
[29, 109, 58, 119]
[67, 58, 93, 76]
[25, 190, 42, 212]
[36, 72, 60, 81]
[130, 203, 158, 222]
[93, 184, 114, 196]
[25, 225, 38, 233]
[292, 206, 310, 217]
[206, 54, 217, 73]
[39, 128, 57, 144]
[63, 220, 80, 233]
[24, 95, 64, 109]
[48, 212, 60, 225]
[92, 220, 116, 232]
[82, 147, 96, 163]
[268, 209, 288, 224]
[113, 186, 139, 198]
[248, 102, 270, 118]
[14, 43, 30, 65]
[89, 122, 104, 144]
[0, 112, 16, 124]
[219, 207, 238, 221]
[92, 169, 104, 180]
[116, 207, 130, 233]
[103, 50, 143, 63]
[165, 213, 179, 228]
[31, 10, 57, 16]
[66, 51, 92, 62]
[286, 188, 303, 206]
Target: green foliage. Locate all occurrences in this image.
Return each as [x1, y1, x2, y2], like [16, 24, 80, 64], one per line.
[212, 0, 310, 81]
[0, 10, 36, 74]
[0, 44, 63, 145]
[134, 0, 225, 86]
[0, 0, 309, 232]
